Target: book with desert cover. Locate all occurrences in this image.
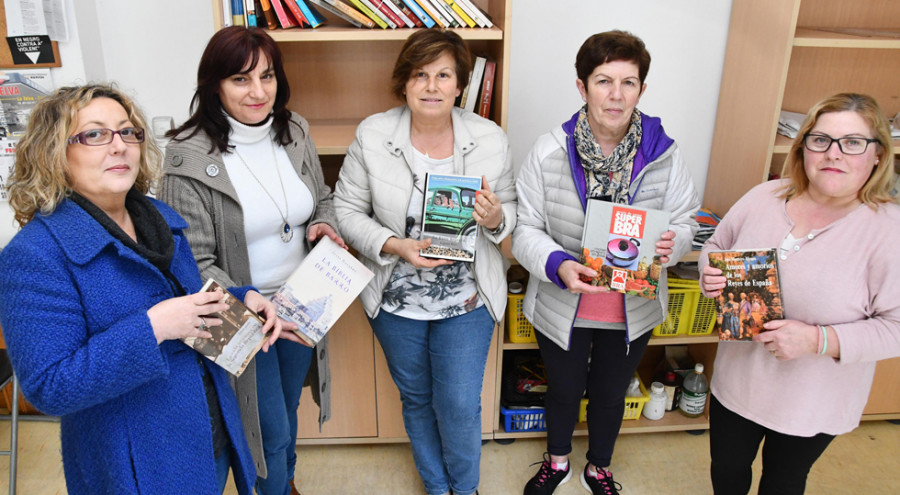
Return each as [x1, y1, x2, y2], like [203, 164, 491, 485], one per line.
[183, 279, 268, 377]
[272, 236, 375, 346]
[707, 249, 784, 341]
[579, 200, 670, 299]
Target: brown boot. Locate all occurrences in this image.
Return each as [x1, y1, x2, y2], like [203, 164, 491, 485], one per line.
[289, 478, 301, 495]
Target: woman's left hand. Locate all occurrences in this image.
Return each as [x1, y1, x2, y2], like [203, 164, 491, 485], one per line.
[243, 290, 283, 352]
[655, 230, 676, 264]
[753, 319, 818, 360]
[308, 223, 348, 249]
[473, 176, 503, 231]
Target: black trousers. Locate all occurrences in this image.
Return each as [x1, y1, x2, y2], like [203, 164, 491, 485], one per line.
[535, 328, 650, 468]
[709, 395, 835, 495]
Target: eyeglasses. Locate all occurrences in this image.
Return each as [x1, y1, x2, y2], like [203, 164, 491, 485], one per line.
[803, 133, 878, 155]
[67, 127, 145, 146]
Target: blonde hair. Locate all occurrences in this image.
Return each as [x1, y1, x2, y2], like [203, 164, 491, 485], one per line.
[7, 83, 162, 227]
[780, 93, 895, 207]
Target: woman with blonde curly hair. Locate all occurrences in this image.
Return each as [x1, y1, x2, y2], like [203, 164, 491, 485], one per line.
[0, 83, 284, 494]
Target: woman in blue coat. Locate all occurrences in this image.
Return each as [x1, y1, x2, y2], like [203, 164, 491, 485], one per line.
[0, 84, 283, 494]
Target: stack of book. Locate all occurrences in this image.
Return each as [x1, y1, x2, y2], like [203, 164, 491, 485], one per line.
[457, 55, 497, 119]
[225, 0, 493, 30]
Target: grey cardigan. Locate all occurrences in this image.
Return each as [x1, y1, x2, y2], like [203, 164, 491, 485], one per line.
[158, 112, 337, 478]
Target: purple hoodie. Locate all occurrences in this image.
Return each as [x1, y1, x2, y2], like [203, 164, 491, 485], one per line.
[545, 109, 675, 287]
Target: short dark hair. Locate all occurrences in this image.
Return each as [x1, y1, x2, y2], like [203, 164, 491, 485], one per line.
[575, 30, 651, 86]
[390, 29, 473, 101]
[168, 26, 293, 153]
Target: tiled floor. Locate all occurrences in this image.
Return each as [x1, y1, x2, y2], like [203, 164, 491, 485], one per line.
[1, 419, 898, 494]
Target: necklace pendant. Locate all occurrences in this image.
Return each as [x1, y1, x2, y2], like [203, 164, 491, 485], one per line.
[281, 223, 293, 243]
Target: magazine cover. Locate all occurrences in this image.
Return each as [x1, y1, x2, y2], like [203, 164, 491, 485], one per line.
[272, 236, 375, 346]
[707, 249, 784, 341]
[580, 200, 671, 299]
[183, 279, 268, 377]
[419, 173, 482, 262]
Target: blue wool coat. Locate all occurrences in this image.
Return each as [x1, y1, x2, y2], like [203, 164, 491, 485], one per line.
[0, 197, 256, 494]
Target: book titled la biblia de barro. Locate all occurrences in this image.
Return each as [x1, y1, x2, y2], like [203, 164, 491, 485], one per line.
[580, 200, 670, 299]
[272, 236, 375, 346]
[707, 249, 784, 341]
[183, 279, 268, 377]
[419, 173, 482, 262]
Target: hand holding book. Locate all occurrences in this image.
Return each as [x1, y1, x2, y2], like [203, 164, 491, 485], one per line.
[472, 175, 502, 231]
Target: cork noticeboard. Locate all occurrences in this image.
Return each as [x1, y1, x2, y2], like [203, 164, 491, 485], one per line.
[0, 0, 61, 68]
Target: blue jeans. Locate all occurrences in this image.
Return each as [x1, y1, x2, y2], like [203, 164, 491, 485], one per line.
[255, 339, 314, 495]
[370, 306, 494, 495]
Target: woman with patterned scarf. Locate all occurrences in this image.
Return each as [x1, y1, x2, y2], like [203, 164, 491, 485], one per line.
[513, 31, 700, 495]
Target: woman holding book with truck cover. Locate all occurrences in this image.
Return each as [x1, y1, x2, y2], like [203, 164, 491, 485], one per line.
[513, 31, 699, 495]
[699, 93, 900, 495]
[159, 26, 344, 495]
[333, 29, 516, 495]
[0, 83, 285, 494]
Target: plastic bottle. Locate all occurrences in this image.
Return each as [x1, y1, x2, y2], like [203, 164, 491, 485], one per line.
[661, 370, 682, 412]
[678, 363, 709, 418]
[642, 382, 667, 420]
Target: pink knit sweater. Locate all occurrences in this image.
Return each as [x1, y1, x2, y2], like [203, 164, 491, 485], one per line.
[700, 180, 900, 436]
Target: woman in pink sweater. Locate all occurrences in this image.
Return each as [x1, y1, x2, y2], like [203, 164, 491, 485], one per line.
[700, 93, 900, 495]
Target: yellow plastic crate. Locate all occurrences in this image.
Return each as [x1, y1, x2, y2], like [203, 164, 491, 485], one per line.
[652, 278, 716, 337]
[578, 374, 649, 422]
[507, 293, 536, 343]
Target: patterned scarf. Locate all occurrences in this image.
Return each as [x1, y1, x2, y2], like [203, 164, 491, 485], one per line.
[574, 106, 642, 204]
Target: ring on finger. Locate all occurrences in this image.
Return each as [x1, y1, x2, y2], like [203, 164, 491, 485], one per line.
[199, 316, 207, 330]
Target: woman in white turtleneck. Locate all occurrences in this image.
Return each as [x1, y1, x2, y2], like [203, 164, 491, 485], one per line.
[159, 26, 344, 495]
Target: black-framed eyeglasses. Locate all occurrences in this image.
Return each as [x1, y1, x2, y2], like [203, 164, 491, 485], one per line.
[67, 127, 145, 146]
[802, 133, 878, 155]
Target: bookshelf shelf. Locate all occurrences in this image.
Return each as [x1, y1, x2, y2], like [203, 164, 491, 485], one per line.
[794, 27, 900, 48]
[267, 25, 504, 42]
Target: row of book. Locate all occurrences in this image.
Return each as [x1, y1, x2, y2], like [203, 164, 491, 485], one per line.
[223, 0, 493, 30]
[456, 55, 496, 119]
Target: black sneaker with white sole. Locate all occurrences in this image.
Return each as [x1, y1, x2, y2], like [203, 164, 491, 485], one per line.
[523, 453, 572, 495]
[580, 464, 622, 495]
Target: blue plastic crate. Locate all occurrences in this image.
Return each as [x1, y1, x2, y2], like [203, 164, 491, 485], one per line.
[500, 406, 546, 432]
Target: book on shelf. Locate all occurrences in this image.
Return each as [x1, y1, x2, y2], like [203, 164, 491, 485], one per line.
[222, 0, 233, 26]
[379, 0, 415, 27]
[579, 200, 671, 299]
[707, 249, 784, 342]
[182, 280, 269, 377]
[368, 0, 405, 27]
[401, 0, 435, 27]
[244, 0, 258, 26]
[284, 0, 312, 27]
[412, 0, 444, 27]
[462, 56, 486, 113]
[419, 173, 482, 262]
[347, 0, 389, 28]
[295, 0, 327, 27]
[359, 0, 396, 28]
[259, 0, 280, 29]
[312, 0, 375, 28]
[443, 0, 475, 27]
[456, 0, 491, 27]
[272, 236, 375, 346]
[388, 0, 422, 27]
[427, 0, 459, 27]
[232, 0, 246, 25]
[270, 0, 299, 28]
[477, 60, 495, 119]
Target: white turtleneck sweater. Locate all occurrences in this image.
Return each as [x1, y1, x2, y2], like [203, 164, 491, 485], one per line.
[222, 115, 314, 295]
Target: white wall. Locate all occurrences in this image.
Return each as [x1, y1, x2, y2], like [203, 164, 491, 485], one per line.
[507, 0, 733, 199]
